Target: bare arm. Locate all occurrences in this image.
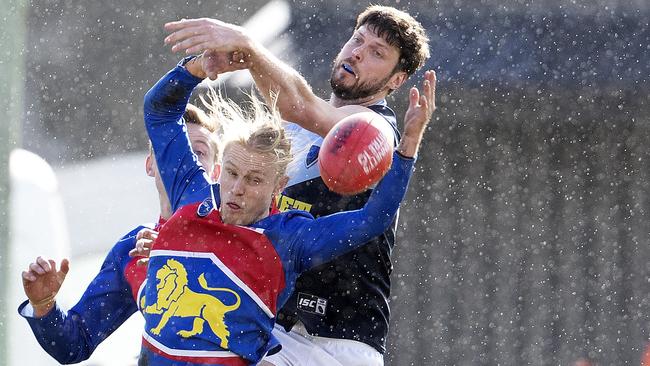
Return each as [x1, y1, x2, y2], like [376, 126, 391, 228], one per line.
[243, 42, 363, 136]
[164, 18, 364, 137]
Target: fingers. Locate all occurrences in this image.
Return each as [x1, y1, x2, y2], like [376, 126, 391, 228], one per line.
[22, 270, 37, 282]
[129, 235, 155, 258]
[419, 95, 429, 114]
[29, 257, 49, 275]
[425, 70, 437, 112]
[184, 40, 224, 56]
[60, 258, 70, 276]
[409, 87, 420, 108]
[136, 228, 158, 241]
[23, 256, 62, 282]
[38, 256, 52, 272]
[164, 20, 221, 54]
[169, 34, 214, 54]
[164, 18, 211, 32]
[128, 248, 139, 257]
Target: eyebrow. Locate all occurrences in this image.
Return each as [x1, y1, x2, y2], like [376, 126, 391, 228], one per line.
[191, 140, 210, 149]
[223, 161, 266, 175]
[356, 28, 391, 51]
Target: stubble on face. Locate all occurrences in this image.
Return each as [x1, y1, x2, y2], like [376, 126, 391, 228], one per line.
[329, 58, 394, 101]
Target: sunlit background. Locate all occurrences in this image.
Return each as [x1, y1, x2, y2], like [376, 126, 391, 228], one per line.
[1, 0, 649, 365]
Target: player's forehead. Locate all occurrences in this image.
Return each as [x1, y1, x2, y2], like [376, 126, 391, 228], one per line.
[187, 123, 217, 150]
[222, 143, 278, 177]
[187, 123, 212, 140]
[354, 24, 396, 51]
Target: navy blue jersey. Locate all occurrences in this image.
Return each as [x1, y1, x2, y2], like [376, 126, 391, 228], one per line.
[276, 102, 400, 354]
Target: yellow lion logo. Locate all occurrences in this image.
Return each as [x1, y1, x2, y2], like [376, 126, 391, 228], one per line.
[144, 258, 241, 349]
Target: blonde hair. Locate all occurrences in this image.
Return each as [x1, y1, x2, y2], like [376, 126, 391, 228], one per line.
[201, 89, 292, 178]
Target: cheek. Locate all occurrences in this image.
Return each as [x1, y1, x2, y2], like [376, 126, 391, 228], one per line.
[249, 186, 274, 204]
[200, 157, 214, 171]
[337, 44, 353, 59]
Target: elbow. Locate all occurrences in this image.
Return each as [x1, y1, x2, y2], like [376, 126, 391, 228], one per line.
[52, 350, 90, 365]
[143, 87, 157, 117]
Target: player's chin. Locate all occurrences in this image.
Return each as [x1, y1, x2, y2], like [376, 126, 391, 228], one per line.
[223, 211, 249, 226]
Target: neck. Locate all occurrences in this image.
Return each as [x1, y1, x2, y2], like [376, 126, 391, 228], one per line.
[329, 92, 386, 108]
[159, 194, 173, 220]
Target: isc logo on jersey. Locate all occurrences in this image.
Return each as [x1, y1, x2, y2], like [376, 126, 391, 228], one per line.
[297, 292, 327, 315]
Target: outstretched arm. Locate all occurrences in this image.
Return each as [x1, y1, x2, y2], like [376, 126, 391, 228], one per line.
[292, 71, 437, 270]
[164, 18, 367, 137]
[143, 57, 212, 210]
[18, 228, 143, 364]
[292, 150, 414, 270]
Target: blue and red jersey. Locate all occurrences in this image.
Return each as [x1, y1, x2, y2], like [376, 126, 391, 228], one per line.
[17, 221, 160, 364]
[140, 59, 415, 365]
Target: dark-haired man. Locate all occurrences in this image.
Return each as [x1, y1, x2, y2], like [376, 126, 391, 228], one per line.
[164, 5, 435, 365]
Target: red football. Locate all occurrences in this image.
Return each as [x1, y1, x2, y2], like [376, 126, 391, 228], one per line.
[318, 112, 394, 195]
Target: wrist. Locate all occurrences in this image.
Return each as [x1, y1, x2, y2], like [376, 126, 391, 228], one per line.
[396, 135, 421, 158]
[182, 55, 207, 79]
[30, 294, 56, 317]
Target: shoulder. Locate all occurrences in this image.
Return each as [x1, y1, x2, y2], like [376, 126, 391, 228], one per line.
[259, 210, 315, 232]
[367, 102, 400, 143]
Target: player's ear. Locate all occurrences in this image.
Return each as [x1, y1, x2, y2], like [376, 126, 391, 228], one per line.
[211, 163, 221, 183]
[275, 175, 289, 196]
[145, 154, 155, 177]
[388, 70, 408, 91]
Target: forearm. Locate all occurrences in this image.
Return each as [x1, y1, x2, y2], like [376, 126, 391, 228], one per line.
[18, 244, 139, 363]
[144, 60, 211, 210]
[248, 43, 336, 136]
[18, 302, 96, 364]
[396, 134, 423, 158]
[143, 59, 202, 130]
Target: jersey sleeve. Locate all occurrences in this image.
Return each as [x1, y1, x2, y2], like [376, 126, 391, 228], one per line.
[291, 151, 415, 271]
[143, 58, 212, 210]
[17, 227, 144, 364]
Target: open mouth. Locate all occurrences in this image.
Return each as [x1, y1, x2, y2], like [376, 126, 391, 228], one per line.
[342, 63, 356, 76]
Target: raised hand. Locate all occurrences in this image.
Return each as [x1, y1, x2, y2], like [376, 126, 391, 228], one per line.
[397, 70, 437, 158]
[164, 18, 244, 54]
[22, 257, 69, 317]
[164, 18, 252, 73]
[201, 49, 250, 80]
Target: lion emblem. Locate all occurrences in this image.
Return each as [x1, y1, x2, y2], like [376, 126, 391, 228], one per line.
[144, 258, 241, 349]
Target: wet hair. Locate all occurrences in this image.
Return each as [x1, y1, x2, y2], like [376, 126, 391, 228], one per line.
[356, 5, 430, 76]
[201, 89, 292, 179]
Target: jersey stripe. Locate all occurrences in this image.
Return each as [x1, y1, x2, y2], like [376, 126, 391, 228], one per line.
[143, 332, 239, 358]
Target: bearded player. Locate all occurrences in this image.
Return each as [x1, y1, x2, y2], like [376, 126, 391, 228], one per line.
[164, 5, 433, 365]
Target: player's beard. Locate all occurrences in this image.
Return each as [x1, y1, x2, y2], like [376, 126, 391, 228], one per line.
[329, 61, 393, 101]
